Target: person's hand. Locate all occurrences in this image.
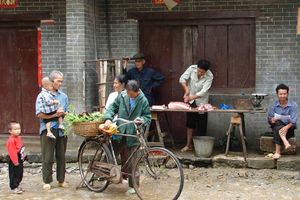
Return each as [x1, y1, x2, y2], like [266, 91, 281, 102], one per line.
[57, 107, 64, 113]
[134, 117, 143, 125]
[183, 95, 190, 103]
[279, 126, 288, 136]
[55, 111, 64, 118]
[270, 118, 277, 124]
[52, 99, 60, 104]
[104, 120, 112, 129]
[14, 163, 19, 166]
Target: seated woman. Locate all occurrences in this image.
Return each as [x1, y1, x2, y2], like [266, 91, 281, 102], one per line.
[105, 74, 127, 110]
[267, 84, 298, 160]
[103, 80, 151, 194]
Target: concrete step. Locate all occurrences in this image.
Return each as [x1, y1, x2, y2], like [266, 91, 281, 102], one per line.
[1, 136, 300, 171]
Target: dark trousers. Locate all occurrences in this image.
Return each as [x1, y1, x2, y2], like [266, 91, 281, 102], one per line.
[186, 103, 208, 136]
[112, 137, 138, 188]
[8, 153, 23, 190]
[40, 129, 68, 184]
[271, 121, 295, 145]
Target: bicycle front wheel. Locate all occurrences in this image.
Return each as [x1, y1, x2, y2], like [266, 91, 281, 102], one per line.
[78, 139, 113, 192]
[132, 147, 184, 200]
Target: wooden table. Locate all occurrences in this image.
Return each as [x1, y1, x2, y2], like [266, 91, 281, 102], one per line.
[147, 108, 266, 159]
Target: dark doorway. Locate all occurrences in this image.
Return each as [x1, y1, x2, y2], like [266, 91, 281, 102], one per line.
[129, 11, 257, 141]
[0, 13, 49, 135]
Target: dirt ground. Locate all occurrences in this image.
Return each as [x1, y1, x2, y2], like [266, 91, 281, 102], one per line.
[1, 163, 300, 200]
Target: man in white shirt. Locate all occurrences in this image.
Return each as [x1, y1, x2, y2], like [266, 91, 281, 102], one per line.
[179, 59, 214, 152]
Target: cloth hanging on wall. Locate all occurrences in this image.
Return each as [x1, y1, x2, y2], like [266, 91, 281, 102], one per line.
[164, 0, 180, 10]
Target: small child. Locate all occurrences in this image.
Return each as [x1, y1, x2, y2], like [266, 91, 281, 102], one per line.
[38, 77, 64, 139]
[6, 122, 25, 194]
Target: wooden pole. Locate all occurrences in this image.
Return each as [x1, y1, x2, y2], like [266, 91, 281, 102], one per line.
[297, 7, 300, 35]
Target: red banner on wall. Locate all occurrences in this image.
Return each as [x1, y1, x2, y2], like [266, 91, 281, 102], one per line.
[152, 0, 165, 5]
[0, 0, 19, 8]
[37, 28, 42, 87]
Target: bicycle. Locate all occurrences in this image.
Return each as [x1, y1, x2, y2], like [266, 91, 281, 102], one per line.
[77, 118, 184, 200]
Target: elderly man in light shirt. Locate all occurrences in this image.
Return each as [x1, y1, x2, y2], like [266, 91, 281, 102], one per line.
[179, 59, 214, 152]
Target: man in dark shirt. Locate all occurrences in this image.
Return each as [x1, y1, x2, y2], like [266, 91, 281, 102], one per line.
[126, 53, 165, 106]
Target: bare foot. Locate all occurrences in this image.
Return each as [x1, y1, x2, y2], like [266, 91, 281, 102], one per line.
[47, 132, 56, 139]
[285, 143, 292, 150]
[58, 124, 65, 130]
[180, 146, 193, 152]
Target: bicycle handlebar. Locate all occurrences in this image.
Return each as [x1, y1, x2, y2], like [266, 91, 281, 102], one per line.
[114, 118, 143, 125]
[113, 118, 144, 130]
[114, 118, 131, 123]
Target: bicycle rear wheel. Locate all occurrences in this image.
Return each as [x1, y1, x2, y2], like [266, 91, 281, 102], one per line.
[132, 147, 184, 200]
[78, 139, 113, 192]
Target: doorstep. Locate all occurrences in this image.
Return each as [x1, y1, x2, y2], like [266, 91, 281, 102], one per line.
[1, 143, 299, 171]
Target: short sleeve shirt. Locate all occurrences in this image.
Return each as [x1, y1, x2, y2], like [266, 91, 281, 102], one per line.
[36, 90, 69, 134]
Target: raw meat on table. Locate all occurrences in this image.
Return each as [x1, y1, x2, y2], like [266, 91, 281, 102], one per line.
[151, 105, 166, 110]
[197, 103, 214, 111]
[168, 102, 191, 110]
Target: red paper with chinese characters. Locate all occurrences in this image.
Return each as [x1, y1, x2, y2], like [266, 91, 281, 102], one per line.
[0, 0, 19, 8]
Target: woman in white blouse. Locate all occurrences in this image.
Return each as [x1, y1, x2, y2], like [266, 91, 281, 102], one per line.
[105, 74, 127, 110]
[104, 74, 128, 184]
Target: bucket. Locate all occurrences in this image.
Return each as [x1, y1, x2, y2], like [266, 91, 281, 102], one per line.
[193, 136, 215, 157]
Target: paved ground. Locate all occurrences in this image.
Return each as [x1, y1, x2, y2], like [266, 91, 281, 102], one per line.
[1, 163, 300, 200]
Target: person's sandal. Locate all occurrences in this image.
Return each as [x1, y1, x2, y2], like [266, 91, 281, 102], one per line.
[264, 153, 274, 159]
[58, 182, 68, 188]
[126, 187, 136, 195]
[11, 188, 23, 194]
[272, 154, 281, 160]
[43, 184, 51, 190]
[180, 146, 193, 152]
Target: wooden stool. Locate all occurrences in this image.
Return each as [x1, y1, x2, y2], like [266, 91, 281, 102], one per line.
[144, 112, 175, 147]
[225, 114, 247, 160]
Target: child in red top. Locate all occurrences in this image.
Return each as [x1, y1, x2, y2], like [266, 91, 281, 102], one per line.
[6, 122, 25, 194]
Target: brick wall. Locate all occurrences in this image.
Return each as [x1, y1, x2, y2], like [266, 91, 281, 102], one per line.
[0, 0, 98, 113]
[1, 0, 300, 148]
[97, 0, 300, 148]
[65, 0, 102, 112]
[84, 0, 99, 112]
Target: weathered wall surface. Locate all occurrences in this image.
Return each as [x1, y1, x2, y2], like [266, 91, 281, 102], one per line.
[97, 0, 300, 148]
[0, 0, 67, 88]
[1, 0, 300, 148]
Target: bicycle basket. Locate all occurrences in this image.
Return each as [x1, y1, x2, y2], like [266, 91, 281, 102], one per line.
[72, 121, 101, 137]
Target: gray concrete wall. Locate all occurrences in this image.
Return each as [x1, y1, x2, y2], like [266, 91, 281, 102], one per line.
[95, 0, 300, 149]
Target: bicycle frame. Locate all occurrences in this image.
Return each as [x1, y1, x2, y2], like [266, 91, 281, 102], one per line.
[105, 118, 149, 177]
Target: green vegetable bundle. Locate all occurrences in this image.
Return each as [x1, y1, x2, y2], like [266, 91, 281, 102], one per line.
[63, 105, 104, 135]
[64, 112, 104, 124]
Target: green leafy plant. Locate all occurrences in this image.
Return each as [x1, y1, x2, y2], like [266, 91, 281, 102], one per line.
[63, 105, 104, 135]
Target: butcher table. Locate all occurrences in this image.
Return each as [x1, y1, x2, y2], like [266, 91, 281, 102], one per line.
[146, 108, 267, 159]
